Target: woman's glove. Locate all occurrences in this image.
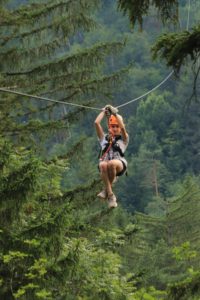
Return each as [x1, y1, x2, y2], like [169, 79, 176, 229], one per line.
[104, 104, 118, 116]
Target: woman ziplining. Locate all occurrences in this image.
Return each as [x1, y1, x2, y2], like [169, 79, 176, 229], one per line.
[94, 105, 129, 208]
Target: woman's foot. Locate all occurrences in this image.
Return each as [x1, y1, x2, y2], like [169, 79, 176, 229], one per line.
[108, 193, 118, 208]
[97, 189, 107, 199]
[112, 176, 118, 184]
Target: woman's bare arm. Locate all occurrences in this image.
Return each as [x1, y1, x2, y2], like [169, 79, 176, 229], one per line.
[115, 114, 129, 143]
[94, 110, 105, 140]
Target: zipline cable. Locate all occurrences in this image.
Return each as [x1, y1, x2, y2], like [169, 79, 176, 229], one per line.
[0, 0, 191, 111]
[116, 71, 174, 109]
[117, 0, 191, 109]
[0, 87, 102, 111]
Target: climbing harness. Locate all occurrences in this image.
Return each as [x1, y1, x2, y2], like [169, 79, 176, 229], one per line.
[98, 134, 128, 177]
[99, 111, 125, 158]
[99, 135, 113, 161]
[99, 134, 125, 160]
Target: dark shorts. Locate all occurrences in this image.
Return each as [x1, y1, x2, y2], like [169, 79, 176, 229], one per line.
[117, 160, 127, 176]
[98, 159, 127, 177]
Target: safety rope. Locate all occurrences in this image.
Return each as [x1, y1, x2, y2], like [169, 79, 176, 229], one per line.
[99, 139, 113, 161]
[0, 0, 191, 111]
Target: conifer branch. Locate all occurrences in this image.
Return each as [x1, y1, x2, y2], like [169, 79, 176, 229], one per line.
[0, 160, 38, 201]
[0, 90, 81, 121]
[45, 138, 87, 164]
[152, 25, 200, 73]
[15, 0, 98, 24]
[5, 42, 125, 77]
[19, 179, 101, 235]
[2, 118, 67, 137]
[117, 0, 178, 29]
[0, 39, 64, 67]
[0, 8, 97, 46]
[1, 104, 92, 137]
[45, 66, 129, 97]
[152, 24, 200, 100]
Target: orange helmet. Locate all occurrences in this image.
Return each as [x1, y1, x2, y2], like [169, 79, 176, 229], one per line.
[108, 115, 119, 126]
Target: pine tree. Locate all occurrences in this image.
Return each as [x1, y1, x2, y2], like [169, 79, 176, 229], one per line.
[0, 1, 135, 299]
[117, 0, 179, 29]
[117, 0, 200, 97]
[0, 0, 127, 147]
[121, 177, 200, 292]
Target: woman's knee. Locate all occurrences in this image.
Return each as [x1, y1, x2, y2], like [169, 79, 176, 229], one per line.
[99, 162, 108, 172]
[107, 160, 116, 171]
[108, 160, 123, 173]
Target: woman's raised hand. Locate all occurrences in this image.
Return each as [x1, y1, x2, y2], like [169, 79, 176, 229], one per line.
[104, 104, 118, 116]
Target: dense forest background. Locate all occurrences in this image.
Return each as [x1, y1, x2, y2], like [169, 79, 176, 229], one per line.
[0, 0, 200, 299]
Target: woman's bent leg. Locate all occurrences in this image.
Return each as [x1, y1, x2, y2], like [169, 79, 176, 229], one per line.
[107, 160, 123, 185]
[99, 161, 113, 196]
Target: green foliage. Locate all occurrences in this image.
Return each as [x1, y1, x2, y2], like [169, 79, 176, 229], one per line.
[3, 251, 29, 264]
[117, 0, 178, 29]
[152, 25, 200, 73]
[172, 242, 197, 262]
[168, 271, 200, 300]
[132, 286, 167, 300]
[0, 240, 50, 299]
[35, 289, 52, 299]
[0, 136, 136, 299]
[0, 0, 128, 149]
[119, 176, 200, 295]
[117, 0, 200, 98]
[1, 1, 200, 300]
[152, 24, 200, 99]
[119, 87, 200, 210]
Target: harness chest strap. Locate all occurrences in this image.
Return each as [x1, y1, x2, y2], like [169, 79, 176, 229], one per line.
[99, 135, 125, 160]
[99, 137, 113, 161]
